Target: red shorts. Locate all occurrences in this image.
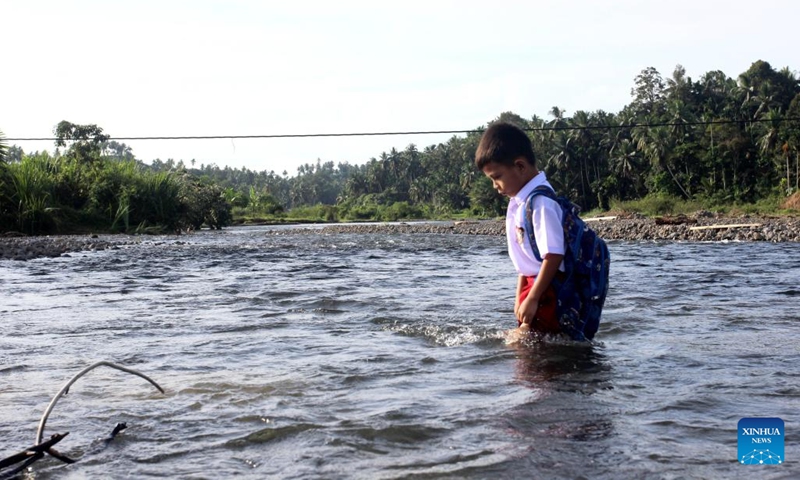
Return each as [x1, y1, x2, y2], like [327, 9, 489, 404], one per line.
[518, 276, 561, 334]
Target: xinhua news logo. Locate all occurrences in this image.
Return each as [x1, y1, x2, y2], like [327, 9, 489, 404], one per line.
[738, 417, 784, 465]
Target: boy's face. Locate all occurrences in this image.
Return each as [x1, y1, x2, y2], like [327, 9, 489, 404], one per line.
[482, 159, 532, 197]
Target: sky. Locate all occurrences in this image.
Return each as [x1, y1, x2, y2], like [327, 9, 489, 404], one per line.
[2, 0, 799, 175]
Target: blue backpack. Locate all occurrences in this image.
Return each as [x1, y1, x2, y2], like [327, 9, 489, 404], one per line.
[523, 186, 610, 341]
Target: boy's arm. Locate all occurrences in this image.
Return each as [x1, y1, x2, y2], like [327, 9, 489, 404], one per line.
[514, 275, 525, 317]
[517, 253, 564, 325]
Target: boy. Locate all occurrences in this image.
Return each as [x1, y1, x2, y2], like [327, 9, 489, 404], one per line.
[475, 122, 565, 337]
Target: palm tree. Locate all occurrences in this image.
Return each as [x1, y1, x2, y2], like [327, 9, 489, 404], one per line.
[752, 82, 777, 120]
[546, 132, 576, 196]
[634, 126, 691, 199]
[568, 111, 593, 203]
[758, 108, 782, 155]
[609, 139, 642, 199]
[758, 108, 787, 188]
[666, 98, 694, 138]
[529, 115, 549, 158]
[344, 172, 369, 198]
[548, 107, 567, 142]
[699, 70, 735, 118]
[666, 65, 690, 99]
[735, 74, 757, 120]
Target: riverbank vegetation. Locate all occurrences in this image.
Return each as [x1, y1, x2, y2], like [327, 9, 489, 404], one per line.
[0, 123, 231, 235]
[2, 60, 799, 235]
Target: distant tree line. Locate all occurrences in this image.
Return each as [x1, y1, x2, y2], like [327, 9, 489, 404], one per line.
[170, 59, 800, 218]
[1, 60, 798, 234]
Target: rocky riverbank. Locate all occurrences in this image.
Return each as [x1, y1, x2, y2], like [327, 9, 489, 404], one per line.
[0, 234, 140, 261]
[588, 215, 800, 242]
[2, 213, 798, 261]
[274, 213, 800, 243]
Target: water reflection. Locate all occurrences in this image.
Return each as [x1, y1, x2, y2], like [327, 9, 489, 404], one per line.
[504, 339, 615, 450]
[511, 338, 610, 388]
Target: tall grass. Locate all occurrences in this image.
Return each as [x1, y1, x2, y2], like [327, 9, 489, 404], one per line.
[135, 171, 182, 231]
[0, 148, 234, 234]
[0, 132, 9, 227]
[0, 128, 7, 163]
[8, 154, 58, 233]
[91, 160, 139, 231]
[110, 195, 131, 232]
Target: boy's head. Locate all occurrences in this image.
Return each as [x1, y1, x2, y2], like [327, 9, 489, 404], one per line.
[475, 122, 538, 198]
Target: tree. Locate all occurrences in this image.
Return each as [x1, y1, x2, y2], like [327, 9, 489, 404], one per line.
[494, 111, 530, 130]
[469, 175, 505, 216]
[634, 125, 690, 198]
[103, 140, 134, 161]
[698, 70, 736, 118]
[5, 146, 23, 163]
[782, 93, 800, 191]
[54, 121, 109, 164]
[738, 61, 799, 117]
[609, 139, 644, 200]
[630, 67, 666, 118]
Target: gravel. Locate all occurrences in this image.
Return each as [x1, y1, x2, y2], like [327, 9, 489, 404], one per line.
[0, 233, 140, 261]
[272, 214, 800, 243]
[2, 214, 797, 261]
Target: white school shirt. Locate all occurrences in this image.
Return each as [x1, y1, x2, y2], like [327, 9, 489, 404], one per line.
[506, 172, 565, 277]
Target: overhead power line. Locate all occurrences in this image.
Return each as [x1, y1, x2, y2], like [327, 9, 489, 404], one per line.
[6, 116, 800, 142]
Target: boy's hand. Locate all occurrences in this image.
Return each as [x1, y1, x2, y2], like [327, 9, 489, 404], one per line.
[504, 322, 531, 344]
[517, 296, 539, 326]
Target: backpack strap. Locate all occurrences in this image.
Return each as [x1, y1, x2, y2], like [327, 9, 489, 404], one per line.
[522, 185, 609, 342]
[522, 185, 560, 263]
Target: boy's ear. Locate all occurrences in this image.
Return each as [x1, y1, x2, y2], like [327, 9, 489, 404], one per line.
[513, 157, 528, 171]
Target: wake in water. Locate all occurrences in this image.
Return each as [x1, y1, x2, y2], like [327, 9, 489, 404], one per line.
[382, 321, 505, 347]
[377, 317, 599, 350]
[502, 324, 602, 348]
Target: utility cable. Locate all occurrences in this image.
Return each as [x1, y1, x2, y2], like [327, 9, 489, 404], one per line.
[5, 116, 800, 142]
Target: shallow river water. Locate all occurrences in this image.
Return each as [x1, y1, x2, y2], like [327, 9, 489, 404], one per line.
[1, 227, 798, 479]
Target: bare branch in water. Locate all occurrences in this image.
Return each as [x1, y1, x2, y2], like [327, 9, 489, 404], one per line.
[111, 422, 128, 438]
[36, 361, 164, 445]
[1, 362, 163, 478]
[41, 447, 75, 465]
[0, 433, 68, 470]
[0, 433, 69, 479]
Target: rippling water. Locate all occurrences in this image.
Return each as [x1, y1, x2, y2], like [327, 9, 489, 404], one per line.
[1, 227, 798, 479]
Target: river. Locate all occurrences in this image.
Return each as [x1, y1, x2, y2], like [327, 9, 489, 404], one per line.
[1, 227, 798, 479]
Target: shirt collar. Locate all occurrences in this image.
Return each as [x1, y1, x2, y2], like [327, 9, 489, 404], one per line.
[512, 171, 548, 206]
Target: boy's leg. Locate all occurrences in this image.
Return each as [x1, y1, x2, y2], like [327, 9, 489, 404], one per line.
[518, 276, 560, 334]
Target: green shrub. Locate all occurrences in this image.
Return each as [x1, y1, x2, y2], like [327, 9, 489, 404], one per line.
[286, 204, 337, 222]
[7, 154, 59, 234]
[608, 195, 705, 216]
